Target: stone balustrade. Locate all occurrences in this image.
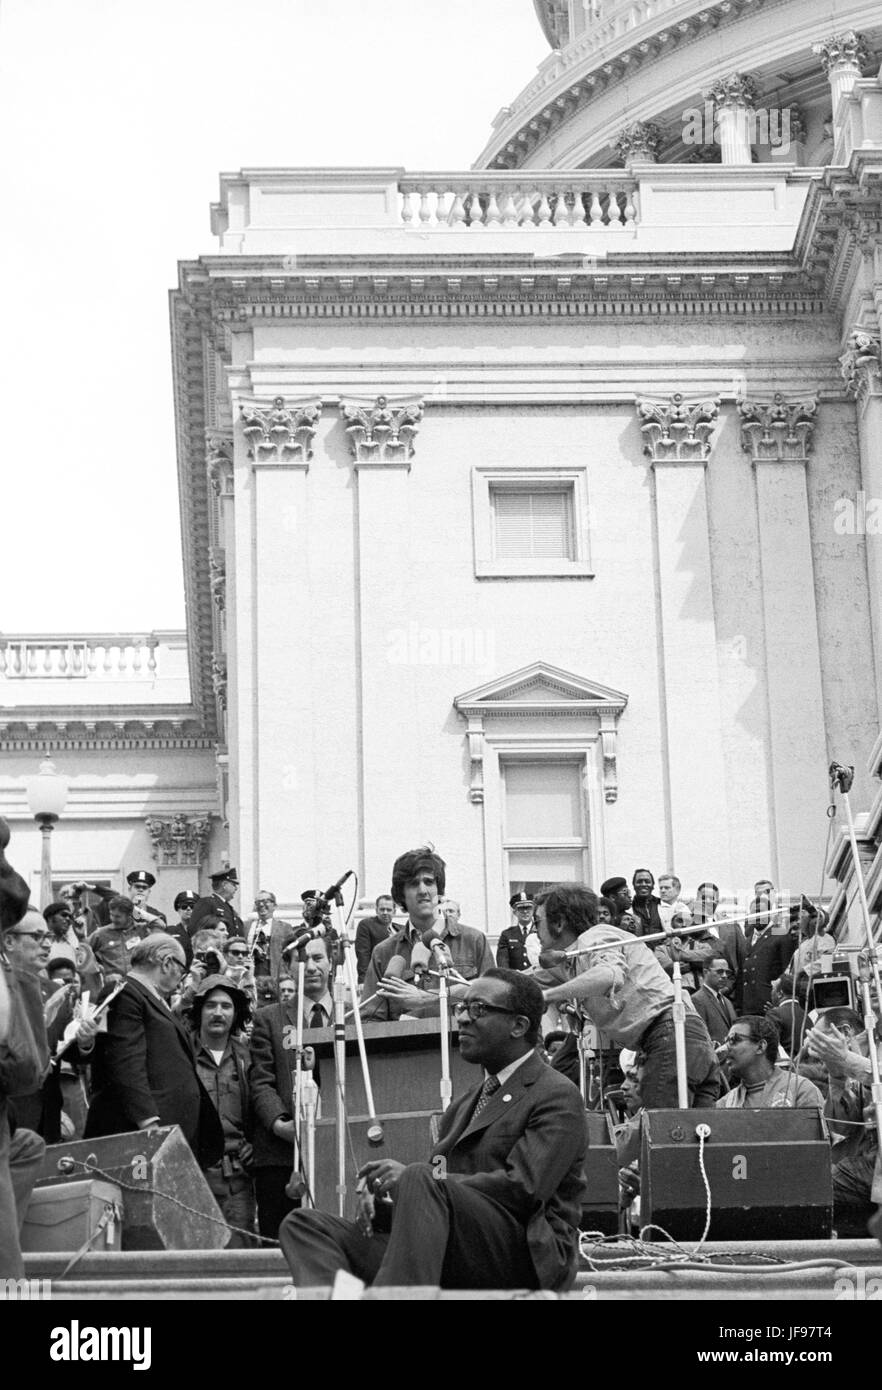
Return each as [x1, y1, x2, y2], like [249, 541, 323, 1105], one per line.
[0, 634, 166, 680]
[397, 173, 639, 229]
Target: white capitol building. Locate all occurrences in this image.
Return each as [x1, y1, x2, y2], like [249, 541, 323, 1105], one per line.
[2, 0, 881, 950]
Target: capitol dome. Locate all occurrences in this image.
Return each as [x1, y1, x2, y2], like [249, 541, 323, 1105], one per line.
[475, 0, 881, 168]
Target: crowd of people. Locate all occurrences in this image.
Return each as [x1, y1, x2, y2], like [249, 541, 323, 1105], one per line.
[1, 829, 880, 1291]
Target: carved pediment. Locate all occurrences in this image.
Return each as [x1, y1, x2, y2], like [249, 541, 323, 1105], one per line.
[454, 663, 628, 804]
[454, 662, 628, 717]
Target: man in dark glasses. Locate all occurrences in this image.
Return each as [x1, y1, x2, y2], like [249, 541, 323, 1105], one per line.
[279, 968, 587, 1292]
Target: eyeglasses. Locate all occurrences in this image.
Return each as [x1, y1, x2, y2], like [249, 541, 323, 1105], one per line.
[723, 1032, 753, 1046]
[13, 930, 49, 942]
[228, 950, 249, 959]
[453, 1000, 520, 1022]
[160, 956, 186, 973]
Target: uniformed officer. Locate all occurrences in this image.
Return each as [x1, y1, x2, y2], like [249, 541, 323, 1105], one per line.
[190, 867, 246, 939]
[126, 869, 167, 927]
[496, 891, 538, 972]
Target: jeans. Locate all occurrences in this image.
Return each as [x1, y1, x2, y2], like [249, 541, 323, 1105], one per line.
[639, 1008, 720, 1108]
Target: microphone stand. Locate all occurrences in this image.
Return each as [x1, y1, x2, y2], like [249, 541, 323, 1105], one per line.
[829, 762, 882, 1158]
[324, 886, 383, 1146]
[302, 1074, 318, 1208]
[437, 961, 452, 1112]
[669, 951, 689, 1109]
[332, 969, 348, 1218]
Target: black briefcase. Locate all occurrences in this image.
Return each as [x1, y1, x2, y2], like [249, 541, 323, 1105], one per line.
[640, 1108, 832, 1241]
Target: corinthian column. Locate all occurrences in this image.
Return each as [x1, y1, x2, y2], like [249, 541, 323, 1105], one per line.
[739, 394, 829, 887]
[812, 31, 871, 125]
[637, 393, 729, 886]
[704, 73, 759, 164]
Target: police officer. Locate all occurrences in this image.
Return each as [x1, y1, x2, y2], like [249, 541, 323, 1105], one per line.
[190, 867, 246, 940]
[126, 870, 167, 927]
[496, 892, 537, 972]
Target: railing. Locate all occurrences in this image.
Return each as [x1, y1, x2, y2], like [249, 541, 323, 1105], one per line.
[397, 174, 639, 229]
[0, 634, 164, 680]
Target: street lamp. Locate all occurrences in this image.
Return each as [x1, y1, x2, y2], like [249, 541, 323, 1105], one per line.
[26, 757, 69, 908]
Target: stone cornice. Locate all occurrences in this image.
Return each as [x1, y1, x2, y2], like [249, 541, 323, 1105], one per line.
[0, 712, 213, 751]
[170, 292, 220, 739]
[790, 154, 882, 301]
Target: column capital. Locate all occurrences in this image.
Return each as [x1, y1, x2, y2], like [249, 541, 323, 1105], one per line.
[206, 432, 234, 497]
[840, 328, 882, 405]
[145, 813, 214, 868]
[739, 393, 819, 463]
[702, 72, 759, 111]
[812, 31, 871, 77]
[614, 120, 662, 165]
[341, 395, 424, 468]
[637, 393, 721, 465]
[238, 396, 322, 468]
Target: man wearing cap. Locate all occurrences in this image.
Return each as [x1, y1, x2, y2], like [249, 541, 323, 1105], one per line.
[87, 896, 152, 983]
[126, 870, 167, 927]
[497, 893, 537, 972]
[190, 868, 245, 940]
[165, 891, 197, 967]
[189, 975, 255, 1245]
[599, 878, 632, 925]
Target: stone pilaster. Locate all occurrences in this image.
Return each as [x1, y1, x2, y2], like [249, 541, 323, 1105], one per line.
[637, 393, 730, 884]
[238, 396, 322, 467]
[840, 329, 882, 719]
[740, 393, 829, 886]
[145, 814, 213, 868]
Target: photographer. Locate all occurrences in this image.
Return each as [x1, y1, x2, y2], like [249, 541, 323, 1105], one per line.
[176, 928, 227, 1010]
[189, 975, 255, 1247]
[806, 1008, 881, 1232]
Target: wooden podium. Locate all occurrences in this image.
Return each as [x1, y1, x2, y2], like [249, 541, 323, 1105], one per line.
[306, 1017, 475, 1215]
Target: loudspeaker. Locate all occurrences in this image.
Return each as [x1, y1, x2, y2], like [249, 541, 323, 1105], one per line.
[640, 1108, 832, 1241]
[581, 1112, 620, 1235]
[312, 1113, 436, 1217]
[35, 1125, 229, 1250]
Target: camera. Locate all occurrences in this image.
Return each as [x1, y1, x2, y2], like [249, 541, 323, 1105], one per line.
[195, 949, 224, 975]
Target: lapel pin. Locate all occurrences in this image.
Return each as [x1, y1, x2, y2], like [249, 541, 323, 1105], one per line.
[502, 1094, 512, 1103]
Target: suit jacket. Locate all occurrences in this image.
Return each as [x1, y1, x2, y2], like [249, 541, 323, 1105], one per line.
[190, 893, 245, 940]
[355, 916, 394, 981]
[741, 928, 796, 1014]
[714, 919, 748, 1011]
[85, 976, 223, 1168]
[430, 1050, 588, 1291]
[691, 984, 736, 1045]
[249, 1002, 324, 1168]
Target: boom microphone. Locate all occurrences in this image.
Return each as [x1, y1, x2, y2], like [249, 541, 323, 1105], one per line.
[282, 923, 327, 959]
[320, 869, 354, 902]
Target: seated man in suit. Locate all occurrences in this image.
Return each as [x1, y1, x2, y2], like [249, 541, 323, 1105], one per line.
[690, 954, 737, 1045]
[85, 933, 223, 1169]
[280, 969, 588, 1292]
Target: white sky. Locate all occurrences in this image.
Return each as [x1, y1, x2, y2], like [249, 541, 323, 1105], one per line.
[0, 0, 542, 631]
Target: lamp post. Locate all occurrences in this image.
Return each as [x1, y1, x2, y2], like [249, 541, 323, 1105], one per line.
[25, 757, 69, 909]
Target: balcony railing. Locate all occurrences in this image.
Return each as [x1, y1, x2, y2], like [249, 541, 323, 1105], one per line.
[397, 173, 638, 229]
[0, 634, 172, 680]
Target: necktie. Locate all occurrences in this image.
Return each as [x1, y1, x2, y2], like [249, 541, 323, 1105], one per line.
[472, 1075, 500, 1120]
[309, 1004, 326, 1028]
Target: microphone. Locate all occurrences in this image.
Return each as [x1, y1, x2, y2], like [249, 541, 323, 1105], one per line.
[383, 953, 407, 981]
[428, 938, 454, 973]
[411, 941, 432, 986]
[282, 923, 327, 960]
[320, 869, 354, 903]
